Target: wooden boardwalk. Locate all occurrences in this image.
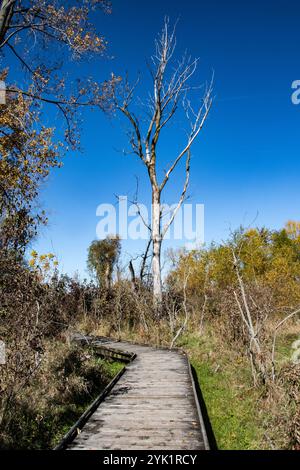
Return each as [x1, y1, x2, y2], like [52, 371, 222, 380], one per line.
[64, 337, 209, 450]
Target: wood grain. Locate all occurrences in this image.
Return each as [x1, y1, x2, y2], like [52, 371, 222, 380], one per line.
[66, 339, 208, 450]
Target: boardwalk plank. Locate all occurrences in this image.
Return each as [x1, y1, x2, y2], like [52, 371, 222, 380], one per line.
[66, 339, 208, 450]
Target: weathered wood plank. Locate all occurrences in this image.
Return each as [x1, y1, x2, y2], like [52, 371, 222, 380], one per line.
[64, 338, 209, 450]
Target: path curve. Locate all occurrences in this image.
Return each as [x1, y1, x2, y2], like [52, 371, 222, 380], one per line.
[65, 336, 209, 451]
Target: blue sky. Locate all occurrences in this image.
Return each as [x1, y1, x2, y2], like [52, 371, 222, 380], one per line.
[27, 0, 300, 277]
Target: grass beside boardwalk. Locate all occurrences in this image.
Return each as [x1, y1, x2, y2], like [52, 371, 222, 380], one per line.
[0, 343, 124, 450]
[178, 327, 295, 450]
[51, 357, 124, 449]
[84, 318, 297, 450]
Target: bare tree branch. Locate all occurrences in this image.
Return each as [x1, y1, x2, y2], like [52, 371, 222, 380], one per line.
[271, 307, 300, 380]
[113, 18, 213, 303]
[162, 149, 191, 238]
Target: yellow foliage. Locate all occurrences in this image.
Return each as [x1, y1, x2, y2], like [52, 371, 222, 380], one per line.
[28, 251, 59, 282]
[169, 222, 300, 314]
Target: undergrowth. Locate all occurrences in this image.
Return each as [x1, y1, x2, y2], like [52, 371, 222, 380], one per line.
[0, 340, 123, 450]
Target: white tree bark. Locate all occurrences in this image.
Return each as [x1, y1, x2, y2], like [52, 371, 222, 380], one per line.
[152, 190, 162, 303]
[0, 0, 16, 46]
[112, 18, 213, 304]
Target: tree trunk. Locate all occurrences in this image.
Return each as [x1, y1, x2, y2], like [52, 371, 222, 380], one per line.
[152, 188, 162, 304]
[129, 260, 137, 291]
[0, 1, 15, 46]
[104, 263, 111, 291]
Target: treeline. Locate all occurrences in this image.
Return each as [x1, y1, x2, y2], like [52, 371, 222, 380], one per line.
[1, 221, 300, 447]
[169, 221, 300, 313]
[168, 222, 300, 381]
[167, 222, 300, 449]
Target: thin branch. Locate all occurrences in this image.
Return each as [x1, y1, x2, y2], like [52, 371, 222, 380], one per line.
[160, 82, 213, 192]
[140, 238, 152, 281]
[7, 42, 35, 76]
[162, 149, 191, 238]
[170, 269, 190, 348]
[271, 307, 300, 380]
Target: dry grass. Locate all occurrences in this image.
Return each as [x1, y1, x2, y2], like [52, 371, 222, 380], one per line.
[0, 338, 123, 449]
[75, 309, 300, 450]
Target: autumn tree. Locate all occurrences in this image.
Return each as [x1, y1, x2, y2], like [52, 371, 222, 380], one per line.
[0, 1, 117, 251]
[0, 89, 63, 251]
[0, 1, 115, 140]
[112, 18, 213, 304]
[0, 1, 119, 436]
[87, 236, 121, 290]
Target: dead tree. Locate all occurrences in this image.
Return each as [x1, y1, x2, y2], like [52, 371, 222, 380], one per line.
[112, 18, 213, 305]
[232, 248, 268, 385]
